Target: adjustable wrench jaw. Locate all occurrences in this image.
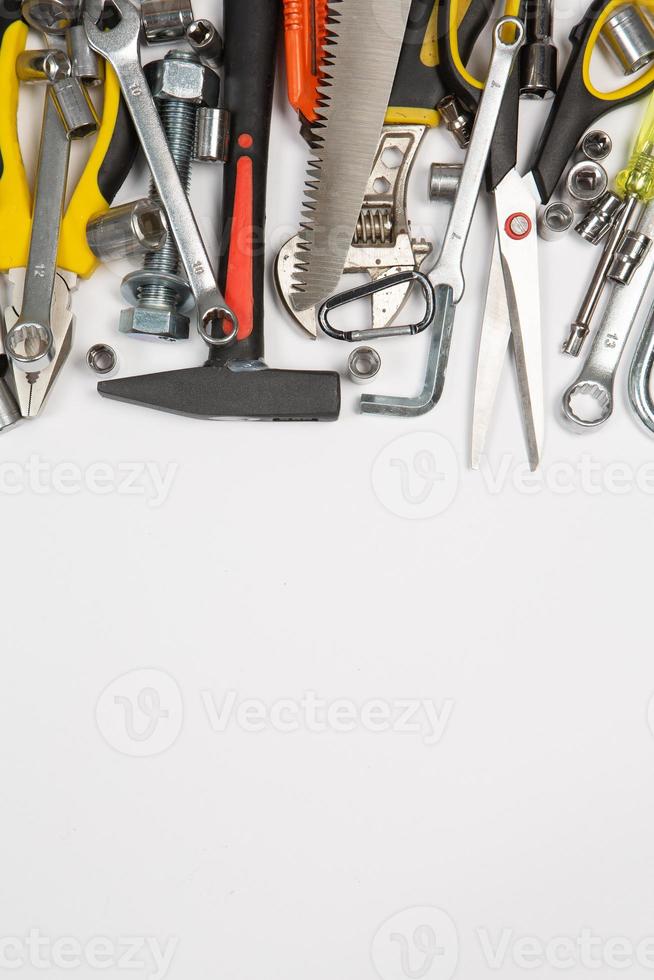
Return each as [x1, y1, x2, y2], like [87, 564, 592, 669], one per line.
[275, 126, 431, 338]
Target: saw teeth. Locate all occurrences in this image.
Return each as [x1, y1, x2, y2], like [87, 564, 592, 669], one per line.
[291, 0, 409, 307]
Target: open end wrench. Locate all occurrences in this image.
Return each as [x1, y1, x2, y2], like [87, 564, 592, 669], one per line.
[360, 18, 525, 417]
[83, 0, 237, 346]
[562, 198, 654, 429]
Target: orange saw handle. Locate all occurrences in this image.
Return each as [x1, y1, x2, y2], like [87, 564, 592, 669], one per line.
[282, 0, 329, 126]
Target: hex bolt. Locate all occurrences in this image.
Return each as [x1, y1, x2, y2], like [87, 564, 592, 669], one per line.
[119, 51, 219, 340]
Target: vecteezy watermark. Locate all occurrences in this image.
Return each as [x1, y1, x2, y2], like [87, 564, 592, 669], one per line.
[371, 432, 460, 519]
[373, 910, 654, 977]
[0, 930, 178, 979]
[371, 907, 459, 980]
[201, 691, 454, 746]
[371, 430, 654, 517]
[0, 456, 178, 508]
[96, 669, 184, 757]
[96, 674, 454, 755]
[476, 927, 654, 970]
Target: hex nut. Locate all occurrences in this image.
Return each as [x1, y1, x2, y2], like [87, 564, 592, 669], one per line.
[148, 57, 220, 106]
[119, 307, 190, 341]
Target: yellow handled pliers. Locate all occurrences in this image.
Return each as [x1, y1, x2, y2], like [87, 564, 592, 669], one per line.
[0, 11, 138, 418]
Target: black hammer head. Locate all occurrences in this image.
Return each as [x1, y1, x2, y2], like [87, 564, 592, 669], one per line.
[97, 361, 341, 421]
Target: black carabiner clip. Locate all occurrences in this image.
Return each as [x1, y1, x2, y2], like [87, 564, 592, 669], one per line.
[317, 270, 436, 343]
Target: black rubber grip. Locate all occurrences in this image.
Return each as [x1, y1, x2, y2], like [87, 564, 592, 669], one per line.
[486, 60, 520, 190]
[531, 0, 654, 202]
[214, 0, 279, 365]
[437, 0, 496, 113]
[389, 0, 444, 116]
[97, 94, 138, 203]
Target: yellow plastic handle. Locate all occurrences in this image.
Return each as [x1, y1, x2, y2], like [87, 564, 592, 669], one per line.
[0, 20, 32, 272]
[617, 89, 654, 198]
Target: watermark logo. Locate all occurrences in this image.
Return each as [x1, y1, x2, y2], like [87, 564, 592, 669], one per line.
[202, 691, 454, 745]
[96, 669, 183, 757]
[372, 433, 459, 519]
[476, 927, 654, 970]
[372, 907, 459, 980]
[0, 930, 178, 980]
[0, 456, 177, 507]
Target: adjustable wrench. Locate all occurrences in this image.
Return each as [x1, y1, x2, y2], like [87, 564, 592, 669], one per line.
[275, 125, 431, 337]
[83, 0, 237, 346]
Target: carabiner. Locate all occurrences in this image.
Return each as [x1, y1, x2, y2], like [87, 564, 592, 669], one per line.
[317, 270, 435, 343]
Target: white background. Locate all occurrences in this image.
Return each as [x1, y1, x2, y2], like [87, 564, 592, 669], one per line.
[2, 1, 654, 979]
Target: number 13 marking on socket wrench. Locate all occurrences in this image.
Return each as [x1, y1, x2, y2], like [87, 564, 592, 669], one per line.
[562, 199, 654, 428]
[84, 0, 237, 346]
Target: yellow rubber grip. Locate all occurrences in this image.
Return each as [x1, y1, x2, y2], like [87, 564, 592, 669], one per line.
[449, 0, 521, 92]
[58, 65, 122, 279]
[0, 20, 31, 272]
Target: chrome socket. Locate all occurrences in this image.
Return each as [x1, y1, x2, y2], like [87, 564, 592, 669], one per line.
[608, 230, 652, 284]
[87, 343, 119, 378]
[348, 347, 381, 384]
[428, 163, 462, 202]
[66, 24, 103, 86]
[186, 19, 224, 70]
[194, 106, 230, 162]
[564, 160, 608, 208]
[87, 199, 168, 261]
[50, 75, 99, 139]
[579, 130, 612, 162]
[437, 95, 472, 149]
[599, 4, 654, 74]
[575, 191, 625, 245]
[537, 201, 574, 241]
[141, 0, 194, 43]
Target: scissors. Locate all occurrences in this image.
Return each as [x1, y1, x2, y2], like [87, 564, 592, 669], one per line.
[469, 0, 654, 470]
[0, 6, 138, 419]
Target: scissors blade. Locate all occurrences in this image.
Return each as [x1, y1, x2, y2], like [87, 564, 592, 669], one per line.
[472, 169, 543, 471]
[4, 270, 75, 417]
[472, 232, 511, 469]
[495, 170, 543, 471]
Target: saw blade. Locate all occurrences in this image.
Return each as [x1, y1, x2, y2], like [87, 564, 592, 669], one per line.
[291, 0, 411, 313]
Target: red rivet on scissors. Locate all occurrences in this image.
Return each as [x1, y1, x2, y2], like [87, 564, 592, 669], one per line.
[505, 212, 532, 240]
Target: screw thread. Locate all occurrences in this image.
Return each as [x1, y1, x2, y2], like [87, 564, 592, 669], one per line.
[138, 69, 198, 311]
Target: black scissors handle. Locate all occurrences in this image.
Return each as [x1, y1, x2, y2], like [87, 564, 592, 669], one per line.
[531, 0, 654, 202]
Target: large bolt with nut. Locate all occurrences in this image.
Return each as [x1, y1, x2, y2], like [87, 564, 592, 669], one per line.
[119, 50, 220, 341]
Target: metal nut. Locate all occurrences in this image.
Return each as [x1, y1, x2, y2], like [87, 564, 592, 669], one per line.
[118, 307, 190, 341]
[148, 55, 220, 106]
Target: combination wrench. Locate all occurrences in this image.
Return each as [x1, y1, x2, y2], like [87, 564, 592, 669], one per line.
[83, 0, 237, 346]
[562, 198, 654, 429]
[5, 93, 73, 375]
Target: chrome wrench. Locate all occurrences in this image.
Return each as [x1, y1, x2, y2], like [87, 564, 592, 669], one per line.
[83, 0, 237, 346]
[360, 18, 525, 417]
[4, 93, 70, 379]
[562, 198, 654, 429]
